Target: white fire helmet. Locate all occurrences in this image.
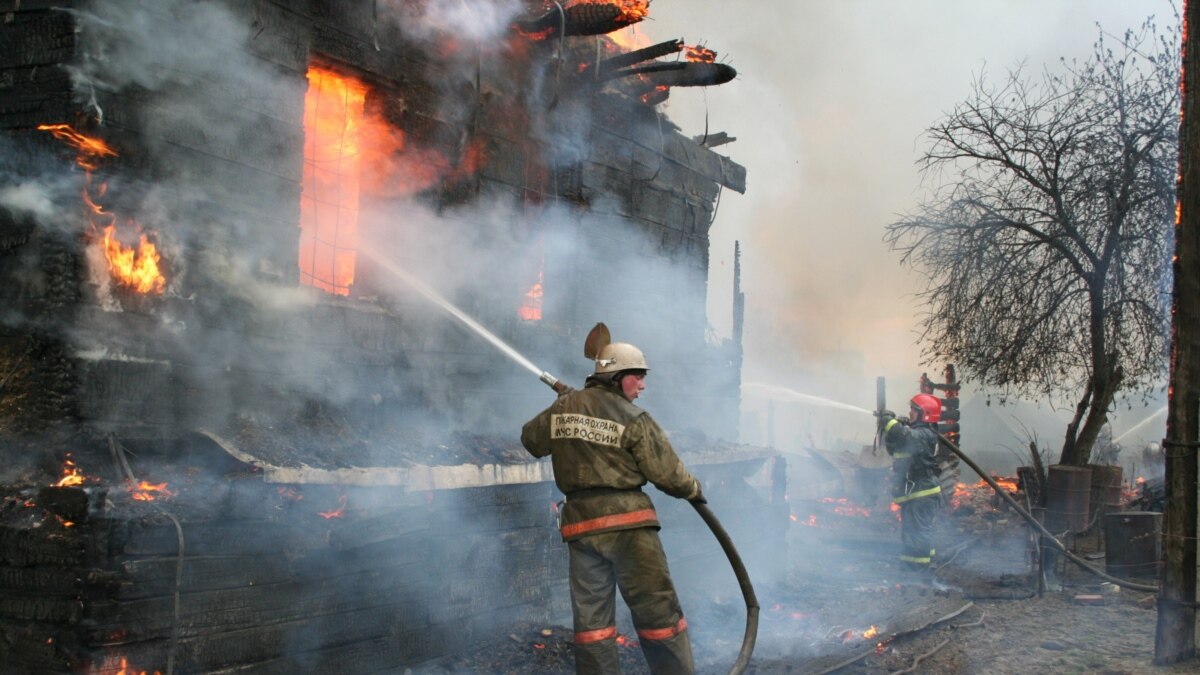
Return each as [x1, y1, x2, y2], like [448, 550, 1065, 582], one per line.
[594, 342, 650, 375]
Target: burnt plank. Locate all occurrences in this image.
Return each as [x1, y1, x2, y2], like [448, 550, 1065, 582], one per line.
[88, 564, 428, 642]
[0, 12, 75, 69]
[114, 554, 298, 599]
[0, 523, 88, 567]
[90, 600, 431, 673]
[0, 591, 83, 623]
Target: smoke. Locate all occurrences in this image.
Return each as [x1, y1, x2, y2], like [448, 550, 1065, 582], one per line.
[378, 0, 526, 44]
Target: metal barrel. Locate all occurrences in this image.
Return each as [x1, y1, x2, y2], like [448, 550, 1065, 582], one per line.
[1045, 465, 1092, 534]
[1087, 464, 1124, 524]
[1104, 511, 1162, 579]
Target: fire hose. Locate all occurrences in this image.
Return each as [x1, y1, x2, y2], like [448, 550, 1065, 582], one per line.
[935, 432, 1157, 593]
[690, 500, 760, 675]
[539, 372, 760, 674]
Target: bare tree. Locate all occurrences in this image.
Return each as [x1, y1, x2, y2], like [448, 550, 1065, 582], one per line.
[886, 16, 1179, 466]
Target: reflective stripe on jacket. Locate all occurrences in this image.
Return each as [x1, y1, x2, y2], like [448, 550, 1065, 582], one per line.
[883, 419, 941, 501]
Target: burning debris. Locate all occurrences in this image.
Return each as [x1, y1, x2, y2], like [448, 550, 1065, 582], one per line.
[0, 0, 753, 671]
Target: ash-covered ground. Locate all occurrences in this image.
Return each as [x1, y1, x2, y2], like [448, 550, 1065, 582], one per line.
[411, 483, 1195, 675]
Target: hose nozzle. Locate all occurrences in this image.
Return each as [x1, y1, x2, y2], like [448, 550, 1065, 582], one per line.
[539, 371, 571, 395]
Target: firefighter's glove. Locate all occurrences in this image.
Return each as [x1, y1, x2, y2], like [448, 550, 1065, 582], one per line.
[687, 479, 707, 504]
[875, 409, 896, 429]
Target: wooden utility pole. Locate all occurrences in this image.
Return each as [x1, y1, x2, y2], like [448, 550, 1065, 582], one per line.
[1156, 0, 1200, 663]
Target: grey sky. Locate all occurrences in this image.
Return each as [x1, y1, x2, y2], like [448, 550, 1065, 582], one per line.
[629, 1, 1178, 448]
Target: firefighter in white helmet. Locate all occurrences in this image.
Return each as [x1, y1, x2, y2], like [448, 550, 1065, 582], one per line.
[522, 341, 703, 674]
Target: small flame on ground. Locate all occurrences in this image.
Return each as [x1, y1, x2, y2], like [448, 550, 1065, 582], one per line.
[319, 494, 348, 519]
[55, 455, 85, 487]
[130, 481, 173, 502]
[277, 487, 304, 501]
[111, 656, 162, 675]
[615, 634, 639, 648]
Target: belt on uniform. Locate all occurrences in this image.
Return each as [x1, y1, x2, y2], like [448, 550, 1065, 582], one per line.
[565, 487, 644, 500]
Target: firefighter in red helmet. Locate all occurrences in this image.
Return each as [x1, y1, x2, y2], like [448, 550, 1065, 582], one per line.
[521, 341, 703, 674]
[878, 393, 944, 574]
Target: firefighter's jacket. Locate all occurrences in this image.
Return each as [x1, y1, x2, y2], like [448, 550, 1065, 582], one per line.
[882, 419, 942, 503]
[521, 376, 700, 542]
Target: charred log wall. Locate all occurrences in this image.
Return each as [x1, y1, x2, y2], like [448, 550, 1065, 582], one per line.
[0, 1, 744, 451]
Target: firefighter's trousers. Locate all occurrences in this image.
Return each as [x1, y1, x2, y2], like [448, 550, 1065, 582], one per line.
[899, 492, 939, 568]
[567, 527, 694, 675]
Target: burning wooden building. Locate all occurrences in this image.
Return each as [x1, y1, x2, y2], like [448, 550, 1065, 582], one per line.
[0, 1, 781, 672]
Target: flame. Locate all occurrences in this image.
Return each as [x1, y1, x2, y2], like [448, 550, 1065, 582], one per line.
[129, 481, 173, 502]
[639, 85, 669, 105]
[318, 494, 348, 519]
[55, 455, 85, 487]
[102, 225, 166, 294]
[110, 656, 162, 675]
[684, 45, 717, 63]
[821, 497, 871, 518]
[608, 25, 650, 51]
[36, 123, 117, 170]
[300, 65, 486, 296]
[277, 487, 304, 501]
[519, 275, 544, 321]
[300, 66, 368, 296]
[37, 124, 167, 294]
[608, 0, 649, 24]
[863, 625, 879, 639]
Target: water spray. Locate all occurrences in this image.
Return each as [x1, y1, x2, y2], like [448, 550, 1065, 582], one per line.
[358, 247, 569, 394]
[361, 251, 756, 671]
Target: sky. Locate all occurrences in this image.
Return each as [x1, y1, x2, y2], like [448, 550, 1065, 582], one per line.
[629, 0, 1179, 455]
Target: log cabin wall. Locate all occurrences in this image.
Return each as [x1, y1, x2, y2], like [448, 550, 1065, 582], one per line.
[0, 0, 745, 447]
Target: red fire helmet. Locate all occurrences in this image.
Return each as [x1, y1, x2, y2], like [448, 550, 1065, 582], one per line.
[910, 393, 942, 423]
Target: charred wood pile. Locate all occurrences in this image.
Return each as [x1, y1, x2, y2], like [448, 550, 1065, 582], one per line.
[0, 435, 784, 673]
[1, 465, 564, 672]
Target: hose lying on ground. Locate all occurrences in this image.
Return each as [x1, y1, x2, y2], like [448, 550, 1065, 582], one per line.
[936, 433, 1157, 593]
[691, 501, 760, 675]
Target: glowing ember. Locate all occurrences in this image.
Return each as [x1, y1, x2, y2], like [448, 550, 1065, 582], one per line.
[276, 487, 304, 501]
[111, 656, 162, 675]
[639, 85, 669, 105]
[607, 0, 649, 24]
[685, 45, 717, 63]
[821, 497, 872, 518]
[319, 494, 348, 519]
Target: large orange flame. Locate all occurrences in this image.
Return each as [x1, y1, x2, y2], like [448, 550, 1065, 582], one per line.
[299, 67, 368, 296]
[37, 124, 167, 294]
[102, 225, 166, 295]
[300, 65, 485, 296]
